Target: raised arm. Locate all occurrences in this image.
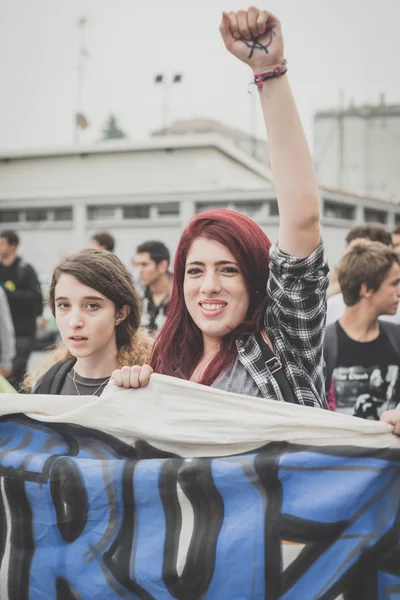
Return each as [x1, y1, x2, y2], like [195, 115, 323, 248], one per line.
[220, 8, 320, 258]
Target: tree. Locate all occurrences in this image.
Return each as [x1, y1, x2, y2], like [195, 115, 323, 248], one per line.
[101, 114, 127, 140]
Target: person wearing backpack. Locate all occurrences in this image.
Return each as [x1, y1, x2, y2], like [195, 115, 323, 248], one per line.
[0, 230, 43, 390]
[26, 249, 153, 395]
[324, 239, 400, 420]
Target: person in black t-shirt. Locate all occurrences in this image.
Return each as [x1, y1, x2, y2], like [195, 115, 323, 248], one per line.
[324, 239, 400, 419]
[134, 241, 172, 335]
[0, 230, 43, 390]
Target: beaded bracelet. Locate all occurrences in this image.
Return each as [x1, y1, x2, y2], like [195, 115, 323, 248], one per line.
[252, 60, 288, 91]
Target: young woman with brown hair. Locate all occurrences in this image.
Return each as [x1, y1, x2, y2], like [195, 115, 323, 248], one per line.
[29, 249, 152, 395]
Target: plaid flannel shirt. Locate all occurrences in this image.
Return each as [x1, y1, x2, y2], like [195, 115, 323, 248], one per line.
[236, 240, 329, 408]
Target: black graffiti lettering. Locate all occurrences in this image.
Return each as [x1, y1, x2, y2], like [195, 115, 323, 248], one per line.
[254, 443, 285, 600]
[103, 461, 135, 583]
[0, 476, 34, 600]
[50, 458, 88, 544]
[0, 415, 398, 598]
[103, 460, 156, 600]
[0, 415, 143, 600]
[55, 576, 83, 600]
[280, 516, 347, 595]
[378, 538, 400, 576]
[340, 521, 400, 600]
[161, 458, 224, 600]
[135, 440, 179, 459]
[160, 458, 184, 582]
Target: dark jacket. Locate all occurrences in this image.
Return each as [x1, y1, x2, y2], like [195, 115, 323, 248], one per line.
[0, 257, 43, 337]
[0, 287, 15, 370]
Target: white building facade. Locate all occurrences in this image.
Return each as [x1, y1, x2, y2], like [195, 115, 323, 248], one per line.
[314, 103, 400, 202]
[1, 135, 399, 283]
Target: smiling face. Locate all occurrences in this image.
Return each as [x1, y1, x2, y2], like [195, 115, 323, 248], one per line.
[54, 274, 123, 360]
[183, 238, 250, 347]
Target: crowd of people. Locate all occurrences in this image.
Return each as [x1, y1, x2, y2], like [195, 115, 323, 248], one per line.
[1, 7, 400, 436]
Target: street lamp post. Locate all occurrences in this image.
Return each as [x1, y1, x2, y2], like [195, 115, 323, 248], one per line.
[154, 73, 183, 131]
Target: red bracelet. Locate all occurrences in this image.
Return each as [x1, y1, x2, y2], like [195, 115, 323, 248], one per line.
[253, 60, 288, 91]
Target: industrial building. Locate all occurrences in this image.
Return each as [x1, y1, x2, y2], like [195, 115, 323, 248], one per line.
[314, 100, 400, 202]
[1, 133, 399, 283]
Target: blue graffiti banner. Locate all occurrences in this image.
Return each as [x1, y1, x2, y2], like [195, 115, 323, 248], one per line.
[0, 388, 399, 599]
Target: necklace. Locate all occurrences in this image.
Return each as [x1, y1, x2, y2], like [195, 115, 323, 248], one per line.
[72, 369, 110, 397]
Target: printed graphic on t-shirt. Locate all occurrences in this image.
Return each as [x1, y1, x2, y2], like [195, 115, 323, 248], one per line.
[332, 364, 399, 420]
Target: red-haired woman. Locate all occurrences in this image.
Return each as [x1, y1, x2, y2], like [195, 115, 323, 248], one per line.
[112, 7, 329, 408]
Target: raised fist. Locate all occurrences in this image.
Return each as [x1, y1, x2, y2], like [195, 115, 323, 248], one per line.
[219, 7, 284, 73]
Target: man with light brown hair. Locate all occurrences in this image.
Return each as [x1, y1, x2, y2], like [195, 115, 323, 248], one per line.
[326, 223, 398, 323]
[324, 239, 400, 420]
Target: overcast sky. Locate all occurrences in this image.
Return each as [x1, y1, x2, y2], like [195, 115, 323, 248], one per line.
[1, 0, 399, 156]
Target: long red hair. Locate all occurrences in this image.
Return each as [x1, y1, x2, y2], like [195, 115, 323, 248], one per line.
[151, 210, 272, 385]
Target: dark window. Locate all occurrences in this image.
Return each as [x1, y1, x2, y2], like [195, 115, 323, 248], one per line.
[234, 202, 263, 218]
[364, 208, 387, 224]
[54, 207, 73, 221]
[87, 206, 116, 221]
[156, 203, 180, 217]
[395, 214, 400, 224]
[196, 202, 229, 213]
[25, 209, 48, 222]
[0, 210, 19, 223]
[323, 201, 355, 220]
[123, 205, 150, 219]
[269, 200, 279, 216]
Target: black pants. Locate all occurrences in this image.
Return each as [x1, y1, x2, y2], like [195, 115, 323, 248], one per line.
[8, 335, 35, 392]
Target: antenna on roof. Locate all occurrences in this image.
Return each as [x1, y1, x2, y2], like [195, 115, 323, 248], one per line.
[74, 17, 90, 145]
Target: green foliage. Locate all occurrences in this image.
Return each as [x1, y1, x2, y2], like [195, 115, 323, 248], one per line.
[102, 114, 127, 140]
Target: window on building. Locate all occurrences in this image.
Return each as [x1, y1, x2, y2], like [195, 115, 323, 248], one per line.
[395, 214, 400, 225]
[0, 210, 20, 223]
[123, 205, 150, 219]
[196, 202, 230, 213]
[87, 206, 116, 221]
[233, 202, 263, 218]
[25, 209, 48, 222]
[323, 200, 355, 220]
[364, 208, 388, 224]
[54, 207, 73, 221]
[156, 203, 180, 217]
[269, 200, 279, 216]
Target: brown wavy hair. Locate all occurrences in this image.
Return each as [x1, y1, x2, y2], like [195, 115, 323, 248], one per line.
[25, 249, 152, 389]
